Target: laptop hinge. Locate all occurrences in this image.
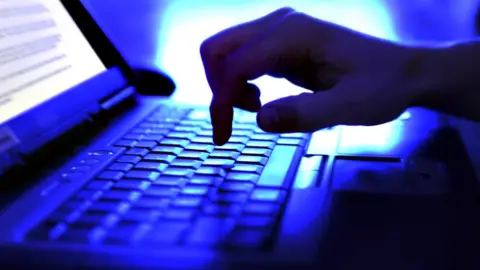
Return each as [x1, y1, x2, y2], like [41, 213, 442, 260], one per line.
[99, 86, 136, 111]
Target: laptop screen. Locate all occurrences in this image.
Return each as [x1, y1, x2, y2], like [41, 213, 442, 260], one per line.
[0, 0, 106, 125]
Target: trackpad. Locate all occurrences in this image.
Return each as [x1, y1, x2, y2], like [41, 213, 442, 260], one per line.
[331, 158, 450, 195]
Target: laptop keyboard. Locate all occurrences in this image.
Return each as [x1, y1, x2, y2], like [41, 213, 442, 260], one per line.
[26, 106, 310, 251]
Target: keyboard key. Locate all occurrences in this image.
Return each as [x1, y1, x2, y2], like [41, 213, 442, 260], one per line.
[250, 134, 278, 141]
[162, 168, 195, 178]
[123, 133, 145, 140]
[97, 171, 124, 181]
[114, 180, 151, 191]
[226, 173, 259, 182]
[115, 140, 138, 148]
[89, 201, 130, 214]
[58, 227, 107, 244]
[160, 139, 189, 147]
[135, 162, 168, 171]
[236, 156, 268, 165]
[59, 200, 92, 212]
[219, 182, 255, 193]
[280, 133, 308, 139]
[108, 163, 134, 172]
[197, 130, 213, 136]
[179, 182, 210, 195]
[185, 143, 215, 153]
[124, 170, 160, 181]
[246, 141, 275, 149]
[215, 143, 244, 152]
[140, 122, 175, 129]
[189, 176, 223, 186]
[277, 138, 305, 147]
[231, 123, 256, 130]
[179, 119, 205, 126]
[184, 217, 235, 246]
[143, 221, 190, 245]
[154, 176, 188, 187]
[116, 155, 141, 164]
[237, 216, 274, 228]
[209, 150, 240, 159]
[164, 208, 196, 220]
[152, 146, 183, 155]
[131, 128, 150, 134]
[209, 191, 249, 204]
[149, 128, 170, 135]
[191, 136, 214, 144]
[177, 151, 208, 160]
[47, 210, 81, 225]
[228, 136, 249, 144]
[76, 190, 103, 201]
[27, 223, 67, 241]
[250, 189, 286, 203]
[125, 148, 149, 157]
[122, 209, 163, 224]
[85, 180, 114, 191]
[144, 186, 180, 198]
[135, 140, 158, 149]
[105, 223, 151, 245]
[256, 145, 302, 189]
[195, 167, 227, 177]
[241, 148, 272, 157]
[231, 130, 253, 137]
[243, 203, 280, 216]
[101, 190, 142, 202]
[172, 196, 204, 208]
[143, 154, 176, 163]
[134, 197, 170, 209]
[70, 212, 119, 228]
[141, 134, 164, 142]
[202, 203, 242, 216]
[230, 164, 263, 174]
[203, 158, 235, 167]
[170, 159, 202, 169]
[174, 126, 202, 133]
[167, 132, 196, 140]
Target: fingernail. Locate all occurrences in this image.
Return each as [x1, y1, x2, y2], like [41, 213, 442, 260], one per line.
[258, 106, 280, 130]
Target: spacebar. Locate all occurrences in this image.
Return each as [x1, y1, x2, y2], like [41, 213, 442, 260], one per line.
[257, 145, 304, 189]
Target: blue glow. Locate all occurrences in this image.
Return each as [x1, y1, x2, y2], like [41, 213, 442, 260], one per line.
[156, 0, 397, 105]
[340, 122, 402, 153]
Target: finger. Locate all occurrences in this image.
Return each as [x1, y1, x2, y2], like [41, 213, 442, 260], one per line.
[216, 12, 313, 106]
[233, 83, 261, 112]
[200, 7, 295, 93]
[256, 81, 356, 133]
[212, 12, 315, 144]
[211, 84, 260, 144]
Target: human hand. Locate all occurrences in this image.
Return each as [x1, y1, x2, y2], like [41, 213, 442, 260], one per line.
[201, 7, 432, 145]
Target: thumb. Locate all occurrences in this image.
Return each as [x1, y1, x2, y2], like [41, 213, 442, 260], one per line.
[257, 84, 356, 133]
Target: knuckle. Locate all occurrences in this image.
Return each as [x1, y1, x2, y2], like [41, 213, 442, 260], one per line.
[282, 11, 308, 25]
[199, 36, 217, 60]
[275, 7, 296, 16]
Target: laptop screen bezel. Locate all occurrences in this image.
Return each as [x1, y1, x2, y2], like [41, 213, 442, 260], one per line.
[0, 0, 137, 173]
[60, 0, 137, 82]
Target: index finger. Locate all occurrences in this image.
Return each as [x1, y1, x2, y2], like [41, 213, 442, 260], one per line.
[200, 7, 295, 92]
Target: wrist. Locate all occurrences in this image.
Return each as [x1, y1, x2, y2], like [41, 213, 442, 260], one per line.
[408, 41, 479, 111]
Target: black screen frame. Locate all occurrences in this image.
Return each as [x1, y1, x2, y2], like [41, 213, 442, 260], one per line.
[0, 0, 137, 173]
[60, 0, 137, 83]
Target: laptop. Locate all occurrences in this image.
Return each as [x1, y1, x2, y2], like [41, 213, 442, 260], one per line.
[1, 0, 480, 269]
